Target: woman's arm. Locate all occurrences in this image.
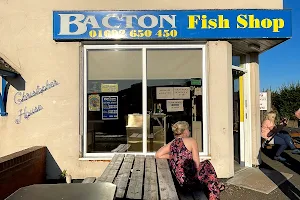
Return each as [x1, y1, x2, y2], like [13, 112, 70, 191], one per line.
[269, 124, 286, 135]
[191, 139, 200, 170]
[267, 129, 276, 137]
[155, 142, 172, 159]
[262, 120, 276, 137]
[267, 119, 287, 137]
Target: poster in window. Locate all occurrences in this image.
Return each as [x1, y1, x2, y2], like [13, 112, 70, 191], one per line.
[194, 87, 202, 96]
[101, 84, 118, 93]
[89, 81, 100, 93]
[102, 96, 118, 120]
[88, 94, 100, 111]
[156, 87, 174, 99]
[166, 100, 184, 112]
[174, 87, 190, 99]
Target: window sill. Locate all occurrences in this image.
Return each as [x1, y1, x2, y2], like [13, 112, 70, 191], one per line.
[79, 157, 111, 161]
[79, 155, 212, 161]
[200, 156, 211, 162]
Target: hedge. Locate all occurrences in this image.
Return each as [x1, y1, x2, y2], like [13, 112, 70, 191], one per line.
[271, 82, 300, 120]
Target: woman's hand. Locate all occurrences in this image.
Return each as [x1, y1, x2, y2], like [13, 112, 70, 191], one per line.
[279, 118, 288, 126]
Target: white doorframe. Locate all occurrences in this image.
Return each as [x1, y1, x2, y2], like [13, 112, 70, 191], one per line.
[244, 54, 252, 167]
[83, 44, 208, 158]
[232, 64, 251, 167]
[142, 47, 147, 154]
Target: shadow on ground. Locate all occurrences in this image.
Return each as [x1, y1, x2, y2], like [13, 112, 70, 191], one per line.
[221, 149, 300, 200]
[262, 146, 300, 175]
[261, 147, 300, 199]
[260, 161, 300, 199]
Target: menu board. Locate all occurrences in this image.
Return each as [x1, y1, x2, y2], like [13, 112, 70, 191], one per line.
[156, 87, 174, 99]
[174, 87, 190, 99]
[101, 83, 118, 93]
[167, 100, 184, 112]
[102, 96, 118, 120]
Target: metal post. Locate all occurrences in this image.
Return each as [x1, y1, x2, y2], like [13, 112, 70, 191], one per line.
[267, 90, 272, 112]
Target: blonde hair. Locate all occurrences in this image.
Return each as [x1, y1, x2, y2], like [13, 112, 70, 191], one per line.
[172, 121, 189, 136]
[265, 111, 276, 122]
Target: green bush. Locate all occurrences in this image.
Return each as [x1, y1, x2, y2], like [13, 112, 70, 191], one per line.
[271, 82, 300, 120]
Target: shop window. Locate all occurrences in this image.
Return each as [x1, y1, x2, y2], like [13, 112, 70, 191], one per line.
[86, 49, 142, 153]
[147, 49, 203, 152]
[84, 45, 206, 156]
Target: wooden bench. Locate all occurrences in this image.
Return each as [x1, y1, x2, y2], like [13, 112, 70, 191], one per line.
[290, 132, 300, 148]
[111, 144, 131, 153]
[262, 131, 300, 150]
[261, 138, 274, 150]
[82, 154, 206, 199]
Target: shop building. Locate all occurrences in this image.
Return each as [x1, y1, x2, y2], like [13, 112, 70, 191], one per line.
[0, 0, 291, 179]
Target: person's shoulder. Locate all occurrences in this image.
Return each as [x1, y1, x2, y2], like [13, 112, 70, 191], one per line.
[184, 137, 197, 144]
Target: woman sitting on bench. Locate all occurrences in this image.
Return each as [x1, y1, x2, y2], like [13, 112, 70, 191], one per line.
[261, 111, 300, 162]
[155, 121, 224, 200]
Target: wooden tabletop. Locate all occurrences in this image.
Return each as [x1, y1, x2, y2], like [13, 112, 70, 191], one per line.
[95, 154, 207, 200]
[96, 154, 179, 200]
[5, 183, 116, 200]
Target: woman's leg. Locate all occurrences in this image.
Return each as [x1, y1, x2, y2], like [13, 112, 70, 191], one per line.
[197, 160, 221, 200]
[277, 133, 296, 149]
[274, 134, 288, 158]
[276, 133, 300, 154]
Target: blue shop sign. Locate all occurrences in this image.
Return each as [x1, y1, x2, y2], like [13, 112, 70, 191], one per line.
[102, 96, 118, 120]
[53, 10, 292, 40]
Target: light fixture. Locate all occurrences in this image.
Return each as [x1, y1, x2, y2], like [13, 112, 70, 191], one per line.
[248, 43, 261, 51]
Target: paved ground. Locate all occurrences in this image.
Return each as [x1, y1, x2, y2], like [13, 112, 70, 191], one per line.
[221, 149, 300, 200]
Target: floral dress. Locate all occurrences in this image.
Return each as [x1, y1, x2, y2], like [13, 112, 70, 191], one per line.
[169, 137, 223, 200]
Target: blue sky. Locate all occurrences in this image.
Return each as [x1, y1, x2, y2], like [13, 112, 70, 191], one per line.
[259, 0, 300, 91]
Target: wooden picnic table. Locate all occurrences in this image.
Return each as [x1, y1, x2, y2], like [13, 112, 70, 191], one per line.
[5, 183, 116, 200]
[83, 154, 207, 200]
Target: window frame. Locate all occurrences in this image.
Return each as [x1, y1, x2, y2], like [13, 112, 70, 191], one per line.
[82, 44, 207, 159]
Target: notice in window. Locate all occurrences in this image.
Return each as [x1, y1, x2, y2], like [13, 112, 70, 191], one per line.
[156, 87, 174, 99]
[167, 100, 184, 112]
[194, 87, 202, 96]
[88, 94, 100, 111]
[102, 96, 118, 120]
[174, 87, 190, 99]
[101, 84, 118, 93]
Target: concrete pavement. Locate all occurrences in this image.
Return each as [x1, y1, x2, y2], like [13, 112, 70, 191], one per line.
[221, 149, 300, 200]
